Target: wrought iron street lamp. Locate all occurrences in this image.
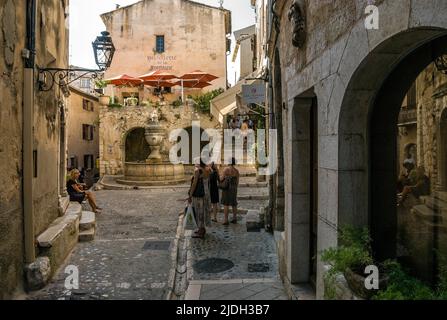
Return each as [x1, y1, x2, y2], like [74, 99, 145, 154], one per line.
[38, 31, 115, 92]
[92, 31, 115, 71]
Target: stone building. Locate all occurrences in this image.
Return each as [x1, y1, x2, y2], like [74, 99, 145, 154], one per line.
[232, 25, 257, 83]
[254, 0, 447, 299]
[100, 0, 231, 103]
[0, 0, 72, 298]
[98, 0, 231, 176]
[67, 86, 100, 179]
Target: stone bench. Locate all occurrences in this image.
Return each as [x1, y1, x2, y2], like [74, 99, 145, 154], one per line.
[36, 202, 82, 272]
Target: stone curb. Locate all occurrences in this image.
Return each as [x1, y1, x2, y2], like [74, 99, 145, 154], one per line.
[98, 176, 267, 191]
[165, 211, 185, 300]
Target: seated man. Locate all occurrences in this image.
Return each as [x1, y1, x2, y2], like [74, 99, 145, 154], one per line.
[67, 169, 102, 214]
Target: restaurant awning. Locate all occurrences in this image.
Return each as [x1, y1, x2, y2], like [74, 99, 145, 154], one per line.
[210, 76, 257, 124]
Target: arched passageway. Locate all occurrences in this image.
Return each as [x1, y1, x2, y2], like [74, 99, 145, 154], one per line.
[339, 29, 447, 284]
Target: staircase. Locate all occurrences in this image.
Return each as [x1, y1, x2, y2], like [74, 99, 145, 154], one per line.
[79, 210, 97, 242]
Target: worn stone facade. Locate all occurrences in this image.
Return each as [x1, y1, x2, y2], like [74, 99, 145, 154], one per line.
[99, 104, 219, 176]
[0, 0, 69, 299]
[101, 0, 231, 102]
[258, 0, 447, 298]
[99, 0, 229, 177]
[67, 86, 100, 175]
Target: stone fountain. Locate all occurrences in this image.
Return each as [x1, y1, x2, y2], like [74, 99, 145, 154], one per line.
[117, 109, 186, 186]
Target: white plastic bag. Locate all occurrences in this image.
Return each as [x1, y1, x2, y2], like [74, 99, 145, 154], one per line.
[184, 204, 198, 231]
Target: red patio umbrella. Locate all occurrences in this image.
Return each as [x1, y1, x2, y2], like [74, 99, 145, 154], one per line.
[139, 70, 178, 81]
[143, 80, 178, 88]
[179, 70, 218, 83]
[104, 74, 143, 86]
[103, 74, 143, 102]
[176, 80, 212, 89]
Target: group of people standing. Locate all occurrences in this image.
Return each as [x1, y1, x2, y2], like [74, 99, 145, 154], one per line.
[188, 158, 240, 239]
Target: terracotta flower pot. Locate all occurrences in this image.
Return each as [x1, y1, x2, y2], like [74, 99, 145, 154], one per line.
[99, 95, 110, 106]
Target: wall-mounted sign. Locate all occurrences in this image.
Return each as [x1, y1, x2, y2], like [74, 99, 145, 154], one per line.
[147, 55, 177, 71]
[242, 82, 266, 105]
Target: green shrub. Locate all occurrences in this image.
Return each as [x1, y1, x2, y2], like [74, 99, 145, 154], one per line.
[109, 103, 124, 109]
[191, 88, 224, 114]
[172, 99, 183, 108]
[321, 226, 373, 275]
[372, 261, 434, 300]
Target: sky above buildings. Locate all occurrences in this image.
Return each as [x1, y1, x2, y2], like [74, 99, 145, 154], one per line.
[69, 0, 256, 79]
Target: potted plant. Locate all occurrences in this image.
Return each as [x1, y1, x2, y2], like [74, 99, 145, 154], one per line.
[95, 80, 110, 106]
[321, 226, 380, 299]
[126, 93, 139, 107]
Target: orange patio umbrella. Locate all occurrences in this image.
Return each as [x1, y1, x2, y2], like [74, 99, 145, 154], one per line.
[104, 74, 143, 86]
[179, 70, 218, 83]
[104, 74, 143, 102]
[143, 80, 178, 88]
[139, 70, 178, 81]
[178, 70, 218, 101]
[176, 79, 212, 89]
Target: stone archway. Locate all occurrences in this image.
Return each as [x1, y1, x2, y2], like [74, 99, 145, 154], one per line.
[338, 31, 447, 263]
[124, 127, 150, 162]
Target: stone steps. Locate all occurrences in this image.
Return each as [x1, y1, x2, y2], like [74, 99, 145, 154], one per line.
[411, 204, 444, 223]
[435, 191, 447, 203]
[79, 228, 96, 242]
[78, 211, 96, 242]
[420, 195, 447, 213]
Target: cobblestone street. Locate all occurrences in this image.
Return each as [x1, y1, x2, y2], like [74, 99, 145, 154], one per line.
[28, 189, 184, 300]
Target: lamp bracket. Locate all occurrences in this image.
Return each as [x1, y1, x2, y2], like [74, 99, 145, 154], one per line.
[37, 67, 104, 92]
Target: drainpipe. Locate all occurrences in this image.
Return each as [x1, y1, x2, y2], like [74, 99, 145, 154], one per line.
[23, 0, 37, 264]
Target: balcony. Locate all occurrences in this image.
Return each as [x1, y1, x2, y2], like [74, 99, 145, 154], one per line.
[398, 107, 417, 126]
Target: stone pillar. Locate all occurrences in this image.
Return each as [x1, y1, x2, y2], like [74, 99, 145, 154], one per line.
[285, 97, 313, 284]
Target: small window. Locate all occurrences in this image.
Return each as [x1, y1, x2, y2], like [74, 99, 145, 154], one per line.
[69, 156, 78, 169]
[82, 99, 94, 111]
[84, 154, 94, 170]
[80, 78, 91, 89]
[156, 35, 165, 53]
[82, 124, 94, 141]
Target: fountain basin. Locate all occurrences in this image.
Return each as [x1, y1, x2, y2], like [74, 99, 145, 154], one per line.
[117, 161, 186, 186]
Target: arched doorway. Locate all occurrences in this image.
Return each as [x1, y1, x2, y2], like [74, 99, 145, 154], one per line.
[125, 128, 150, 162]
[339, 29, 447, 285]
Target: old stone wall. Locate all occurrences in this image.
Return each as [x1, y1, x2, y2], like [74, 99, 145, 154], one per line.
[67, 87, 100, 174]
[101, 0, 230, 95]
[0, 0, 69, 299]
[99, 104, 219, 176]
[270, 0, 447, 298]
[415, 64, 447, 186]
[0, 0, 26, 299]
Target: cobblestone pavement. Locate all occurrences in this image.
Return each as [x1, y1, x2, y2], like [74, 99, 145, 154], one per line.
[28, 189, 184, 300]
[184, 197, 290, 300]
